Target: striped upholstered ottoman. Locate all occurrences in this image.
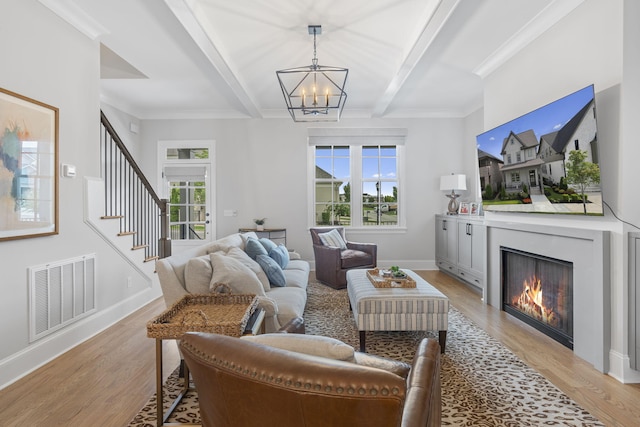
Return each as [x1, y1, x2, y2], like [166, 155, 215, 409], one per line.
[346, 269, 449, 353]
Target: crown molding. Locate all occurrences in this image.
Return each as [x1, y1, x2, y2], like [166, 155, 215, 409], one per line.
[39, 0, 109, 40]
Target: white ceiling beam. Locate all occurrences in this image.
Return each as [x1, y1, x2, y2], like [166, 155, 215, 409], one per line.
[372, 0, 461, 118]
[164, 0, 262, 118]
[473, 0, 584, 78]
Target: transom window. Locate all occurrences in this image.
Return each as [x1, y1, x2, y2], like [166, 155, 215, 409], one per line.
[309, 128, 405, 229]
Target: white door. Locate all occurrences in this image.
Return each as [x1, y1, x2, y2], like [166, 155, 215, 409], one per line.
[158, 141, 215, 251]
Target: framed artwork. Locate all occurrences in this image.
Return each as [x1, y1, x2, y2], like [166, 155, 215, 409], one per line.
[0, 87, 59, 241]
[470, 202, 480, 216]
[458, 201, 470, 215]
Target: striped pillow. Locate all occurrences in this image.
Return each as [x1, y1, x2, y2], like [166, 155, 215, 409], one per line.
[318, 228, 347, 249]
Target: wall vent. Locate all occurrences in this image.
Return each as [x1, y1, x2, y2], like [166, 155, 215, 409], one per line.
[29, 254, 97, 343]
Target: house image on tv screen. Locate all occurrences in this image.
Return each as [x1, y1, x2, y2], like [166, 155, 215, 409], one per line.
[476, 85, 602, 216]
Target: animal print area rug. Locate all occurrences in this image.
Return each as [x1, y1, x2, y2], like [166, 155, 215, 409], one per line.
[129, 280, 604, 426]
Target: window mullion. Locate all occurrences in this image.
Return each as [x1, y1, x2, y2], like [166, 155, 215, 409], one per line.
[351, 146, 362, 226]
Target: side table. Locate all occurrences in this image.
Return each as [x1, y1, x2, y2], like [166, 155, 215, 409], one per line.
[147, 294, 264, 426]
[238, 227, 287, 246]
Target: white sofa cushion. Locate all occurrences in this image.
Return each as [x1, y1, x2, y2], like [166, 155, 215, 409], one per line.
[225, 247, 270, 292]
[184, 255, 213, 294]
[209, 252, 266, 296]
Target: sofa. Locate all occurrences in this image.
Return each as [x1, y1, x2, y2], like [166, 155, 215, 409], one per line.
[156, 232, 310, 333]
[180, 332, 442, 427]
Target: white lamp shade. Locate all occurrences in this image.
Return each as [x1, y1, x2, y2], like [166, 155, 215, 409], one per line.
[440, 174, 467, 191]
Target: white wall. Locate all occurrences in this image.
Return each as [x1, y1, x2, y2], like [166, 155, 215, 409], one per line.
[477, 0, 640, 381]
[0, 0, 162, 388]
[140, 117, 469, 267]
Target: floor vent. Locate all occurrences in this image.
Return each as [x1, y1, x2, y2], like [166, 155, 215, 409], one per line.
[29, 254, 97, 343]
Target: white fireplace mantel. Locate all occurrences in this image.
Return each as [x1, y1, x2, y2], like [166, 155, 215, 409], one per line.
[485, 220, 610, 373]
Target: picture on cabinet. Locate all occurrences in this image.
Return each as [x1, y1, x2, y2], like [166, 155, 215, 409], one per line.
[459, 202, 470, 215]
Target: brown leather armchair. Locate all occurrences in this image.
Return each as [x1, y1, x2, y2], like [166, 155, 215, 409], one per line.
[180, 333, 441, 427]
[310, 227, 377, 289]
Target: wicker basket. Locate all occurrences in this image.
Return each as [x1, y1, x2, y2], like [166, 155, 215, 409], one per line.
[366, 268, 417, 288]
[147, 287, 259, 339]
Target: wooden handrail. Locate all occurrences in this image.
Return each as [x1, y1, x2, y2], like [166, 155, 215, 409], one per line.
[100, 111, 171, 259]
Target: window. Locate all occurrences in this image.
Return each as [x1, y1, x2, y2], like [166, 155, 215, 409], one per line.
[511, 172, 520, 182]
[314, 146, 351, 226]
[516, 152, 521, 162]
[361, 146, 398, 226]
[507, 154, 512, 164]
[309, 128, 405, 228]
[574, 139, 580, 150]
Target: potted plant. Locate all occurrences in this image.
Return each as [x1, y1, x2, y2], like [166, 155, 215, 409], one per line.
[389, 265, 406, 278]
[254, 218, 266, 231]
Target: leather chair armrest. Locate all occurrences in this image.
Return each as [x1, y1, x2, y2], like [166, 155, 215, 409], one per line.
[402, 338, 442, 427]
[313, 244, 343, 270]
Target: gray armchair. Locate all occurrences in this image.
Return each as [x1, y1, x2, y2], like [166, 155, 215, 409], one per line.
[310, 227, 377, 289]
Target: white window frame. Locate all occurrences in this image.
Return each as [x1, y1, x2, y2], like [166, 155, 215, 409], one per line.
[157, 140, 216, 249]
[307, 128, 407, 231]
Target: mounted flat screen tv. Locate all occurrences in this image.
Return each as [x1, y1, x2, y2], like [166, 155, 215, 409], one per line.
[476, 84, 603, 216]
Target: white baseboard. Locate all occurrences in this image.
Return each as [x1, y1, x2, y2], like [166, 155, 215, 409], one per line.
[607, 349, 640, 383]
[0, 286, 162, 390]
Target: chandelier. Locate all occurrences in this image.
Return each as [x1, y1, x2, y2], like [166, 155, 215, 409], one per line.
[276, 25, 348, 122]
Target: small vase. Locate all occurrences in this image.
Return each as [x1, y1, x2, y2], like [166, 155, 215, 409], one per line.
[256, 224, 264, 231]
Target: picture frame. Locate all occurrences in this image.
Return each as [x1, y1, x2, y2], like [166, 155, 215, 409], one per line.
[470, 202, 480, 216]
[458, 201, 470, 215]
[0, 87, 59, 241]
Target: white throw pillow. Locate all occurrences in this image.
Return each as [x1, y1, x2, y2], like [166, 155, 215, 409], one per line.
[226, 247, 270, 292]
[318, 228, 347, 249]
[184, 255, 213, 294]
[209, 252, 266, 296]
[241, 333, 355, 362]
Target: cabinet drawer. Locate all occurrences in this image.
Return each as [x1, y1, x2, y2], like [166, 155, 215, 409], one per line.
[457, 268, 483, 289]
[436, 259, 456, 274]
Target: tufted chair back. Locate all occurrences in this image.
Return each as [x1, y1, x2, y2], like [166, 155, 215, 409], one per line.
[180, 333, 441, 427]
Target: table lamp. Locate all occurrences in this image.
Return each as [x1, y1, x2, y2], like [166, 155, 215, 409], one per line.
[440, 174, 467, 215]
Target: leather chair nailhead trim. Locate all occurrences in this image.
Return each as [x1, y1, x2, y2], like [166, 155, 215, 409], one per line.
[182, 341, 404, 397]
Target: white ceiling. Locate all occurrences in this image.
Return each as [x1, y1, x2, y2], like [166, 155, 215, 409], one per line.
[41, 0, 584, 120]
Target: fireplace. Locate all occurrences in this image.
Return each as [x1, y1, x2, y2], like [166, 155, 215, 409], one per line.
[501, 247, 573, 349]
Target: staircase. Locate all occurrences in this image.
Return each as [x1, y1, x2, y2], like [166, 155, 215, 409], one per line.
[84, 112, 170, 280]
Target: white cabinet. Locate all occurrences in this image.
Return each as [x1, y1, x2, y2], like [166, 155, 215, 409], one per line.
[435, 214, 485, 290]
[435, 216, 457, 276]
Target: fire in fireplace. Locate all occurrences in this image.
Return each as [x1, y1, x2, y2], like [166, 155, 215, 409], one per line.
[501, 247, 573, 349]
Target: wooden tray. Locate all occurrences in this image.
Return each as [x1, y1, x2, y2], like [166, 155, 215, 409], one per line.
[147, 291, 258, 339]
[366, 268, 416, 288]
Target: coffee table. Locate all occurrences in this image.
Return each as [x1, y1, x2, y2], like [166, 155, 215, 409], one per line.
[347, 269, 449, 353]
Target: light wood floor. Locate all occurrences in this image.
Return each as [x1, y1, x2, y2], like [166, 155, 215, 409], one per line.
[1, 270, 639, 426]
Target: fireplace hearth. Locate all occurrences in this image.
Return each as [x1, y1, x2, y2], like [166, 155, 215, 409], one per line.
[501, 247, 573, 349]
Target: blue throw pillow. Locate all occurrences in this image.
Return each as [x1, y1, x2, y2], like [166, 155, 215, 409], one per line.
[256, 254, 286, 287]
[259, 237, 278, 253]
[269, 244, 289, 269]
[245, 237, 268, 260]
